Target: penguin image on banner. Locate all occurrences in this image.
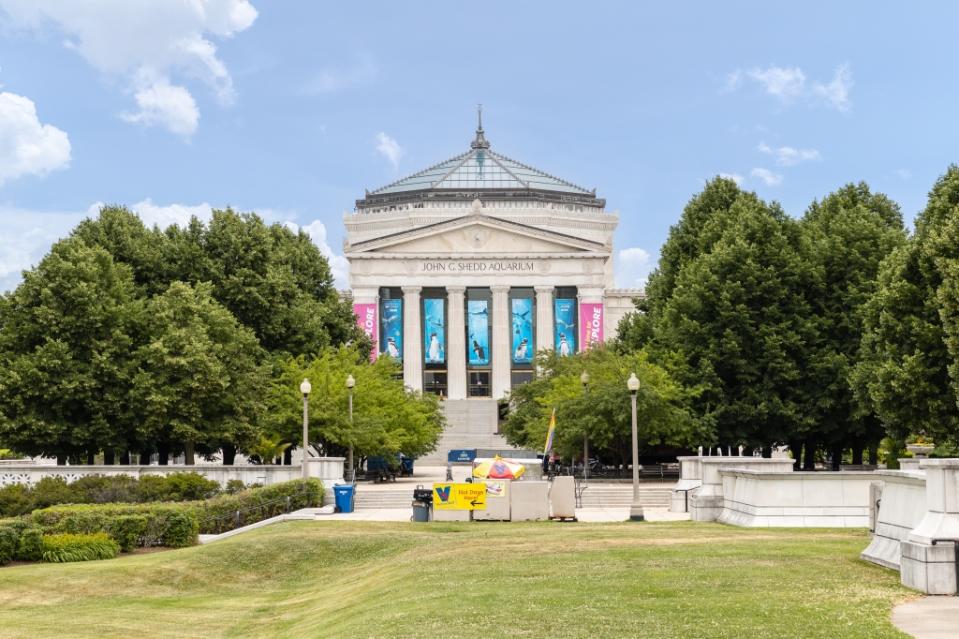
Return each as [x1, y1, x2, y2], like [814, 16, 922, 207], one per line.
[511, 297, 534, 364]
[423, 298, 446, 364]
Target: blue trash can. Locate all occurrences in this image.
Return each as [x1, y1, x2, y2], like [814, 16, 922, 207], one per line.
[333, 484, 355, 513]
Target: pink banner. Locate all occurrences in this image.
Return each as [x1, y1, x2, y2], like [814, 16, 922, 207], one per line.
[579, 302, 604, 350]
[353, 303, 378, 362]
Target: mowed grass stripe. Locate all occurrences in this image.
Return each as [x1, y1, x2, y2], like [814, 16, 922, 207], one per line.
[0, 522, 911, 639]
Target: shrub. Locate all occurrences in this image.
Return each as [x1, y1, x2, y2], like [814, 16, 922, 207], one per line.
[225, 479, 246, 494]
[106, 515, 149, 552]
[0, 527, 17, 565]
[17, 527, 43, 561]
[32, 503, 199, 548]
[0, 484, 34, 518]
[158, 473, 220, 501]
[32, 477, 83, 509]
[71, 474, 140, 504]
[195, 479, 323, 534]
[41, 533, 119, 563]
[135, 475, 169, 502]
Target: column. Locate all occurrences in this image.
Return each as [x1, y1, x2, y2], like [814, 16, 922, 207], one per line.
[491, 285, 511, 399]
[534, 286, 554, 355]
[401, 286, 422, 392]
[446, 286, 467, 400]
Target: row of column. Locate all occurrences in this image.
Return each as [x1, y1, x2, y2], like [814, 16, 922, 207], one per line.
[377, 285, 598, 400]
[397, 285, 555, 399]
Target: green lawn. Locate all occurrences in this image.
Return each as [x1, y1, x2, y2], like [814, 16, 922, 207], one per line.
[0, 521, 912, 638]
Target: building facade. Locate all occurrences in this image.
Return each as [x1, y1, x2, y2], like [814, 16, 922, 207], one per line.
[344, 114, 641, 457]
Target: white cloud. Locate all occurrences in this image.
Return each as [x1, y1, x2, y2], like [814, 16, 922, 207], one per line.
[751, 167, 783, 186]
[0, 206, 85, 291]
[746, 66, 806, 102]
[0, 91, 71, 185]
[727, 63, 853, 112]
[0, 0, 258, 136]
[375, 132, 403, 170]
[757, 142, 821, 167]
[300, 56, 377, 95]
[615, 247, 653, 289]
[285, 219, 350, 289]
[121, 74, 199, 138]
[812, 63, 853, 112]
[717, 172, 744, 185]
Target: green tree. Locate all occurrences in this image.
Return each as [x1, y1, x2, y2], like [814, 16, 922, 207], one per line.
[854, 166, 959, 442]
[266, 346, 443, 462]
[800, 183, 906, 467]
[501, 346, 700, 463]
[653, 194, 816, 452]
[132, 282, 268, 464]
[617, 177, 759, 350]
[0, 239, 141, 463]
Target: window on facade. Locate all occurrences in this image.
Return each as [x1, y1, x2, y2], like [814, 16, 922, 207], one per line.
[469, 371, 491, 397]
[424, 372, 448, 398]
[510, 371, 535, 387]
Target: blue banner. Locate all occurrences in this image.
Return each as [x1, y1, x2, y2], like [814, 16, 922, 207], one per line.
[467, 299, 490, 366]
[554, 298, 576, 356]
[423, 298, 446, 364]
[511, 297, 534, 364]
[379, 298, 403, 361]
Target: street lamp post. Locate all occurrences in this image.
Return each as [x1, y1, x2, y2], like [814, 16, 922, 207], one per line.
[580, 370, 590, 484]
[346, 374, 355, 482]
[627, 372, 644, 521]
[300, 378, 312, 479]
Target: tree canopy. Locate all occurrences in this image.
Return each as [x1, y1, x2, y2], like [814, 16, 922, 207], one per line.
[501, 346, 700, 462]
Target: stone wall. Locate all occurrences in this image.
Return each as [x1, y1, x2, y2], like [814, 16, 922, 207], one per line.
[717, 469, 875, 527]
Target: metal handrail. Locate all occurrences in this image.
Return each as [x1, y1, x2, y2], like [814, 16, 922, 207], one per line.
[674, 487, 696, 513]
[198, 487, 316, 530]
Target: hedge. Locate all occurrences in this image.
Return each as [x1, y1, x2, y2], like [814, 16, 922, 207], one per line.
[0, 518, 45, 564]
[41, 533, 120, 563]
[0, 472, 223, 518]
[194, 478, 324, 534]
[28, 479, 324, 548]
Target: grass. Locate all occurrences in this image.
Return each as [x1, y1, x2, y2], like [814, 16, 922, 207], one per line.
[0, 521, 912, 638]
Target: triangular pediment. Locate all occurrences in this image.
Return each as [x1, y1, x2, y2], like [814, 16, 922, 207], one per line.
[347, 214, 606, 256]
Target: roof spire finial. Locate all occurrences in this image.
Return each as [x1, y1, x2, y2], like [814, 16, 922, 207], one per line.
[471, 103, 490, 150]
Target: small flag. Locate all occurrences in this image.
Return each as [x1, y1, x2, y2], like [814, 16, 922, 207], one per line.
[544, 408, 557, 455]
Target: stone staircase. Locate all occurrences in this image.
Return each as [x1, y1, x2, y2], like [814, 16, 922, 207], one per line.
[353, 482, 674, 510]
[418, 398, 513, 464]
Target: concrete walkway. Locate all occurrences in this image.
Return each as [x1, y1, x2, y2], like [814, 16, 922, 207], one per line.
[892, 597, 959, 638]
[318, 506, 689, 523]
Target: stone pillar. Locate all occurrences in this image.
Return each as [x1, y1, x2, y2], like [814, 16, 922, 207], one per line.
[491, 285, 511, 399]
[446, 286, 467, 400]
[303, 456, 346, 506]
[402, 286, 422, 392]
[901, 458, 959, 594]
[534, 285, 554, 355]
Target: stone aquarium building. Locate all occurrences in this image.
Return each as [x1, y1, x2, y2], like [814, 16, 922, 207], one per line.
[345, 113, 641, 459]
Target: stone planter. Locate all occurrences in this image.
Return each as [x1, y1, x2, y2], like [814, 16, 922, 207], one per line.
[907, 444, 935, 459]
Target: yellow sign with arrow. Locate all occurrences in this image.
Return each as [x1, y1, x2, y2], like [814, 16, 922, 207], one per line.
[432, 482, 487, 510]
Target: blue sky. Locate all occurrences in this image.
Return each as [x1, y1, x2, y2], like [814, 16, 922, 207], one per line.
[1, 1, 957, 292]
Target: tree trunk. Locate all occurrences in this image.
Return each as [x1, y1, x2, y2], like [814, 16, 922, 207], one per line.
[104, 449, 115, 465]
[283, 447, 292, 466]
[183, 441, 195, 466]
[830, 444, 843, 471]
[868, 443, 880, 466]
[802, 439, 816, 470]
[140, 448, 153, 466]
[86, 451, 95, 465]
[120, 450, 130, 465]
[761, 445, 772, 459]
[56, 453, 67, 466]
[158, 443, 169, 466]
[222, 444, 236, 466]
[852, 446, 864, 465]
[787, 439, 803, 470]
